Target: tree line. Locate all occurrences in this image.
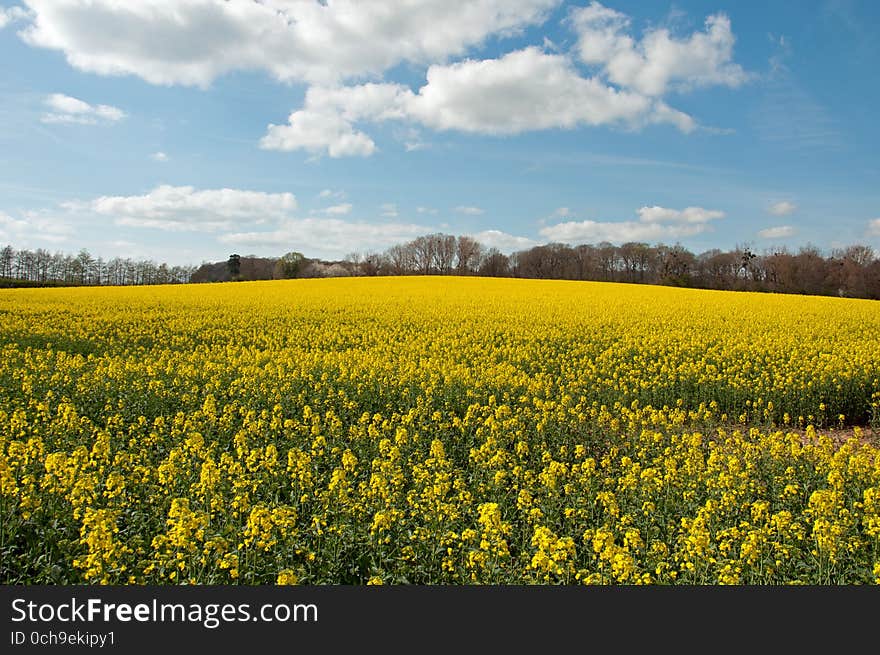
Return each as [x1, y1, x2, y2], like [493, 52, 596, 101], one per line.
[0, 245, 196, 287]
[345, 234, 880, 299]
[4, 236, 880, 300]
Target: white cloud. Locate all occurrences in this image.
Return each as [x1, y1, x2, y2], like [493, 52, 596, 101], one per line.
[470, 229, 537, 252]
[0, 209, 73, 244]
[41, 93, 125, 125]
[151, 151, 168, 162]
[540, 220, 699, 243]
[261, 82, 425, 157]
[318, 189, 345, 200]
[18, 2, 746, 158]
[758, 225, 796, 239]
[260, 84, 398, 156]
[68, 185, 297, 232]
[868, 218, 880, 237]
[261, 48, 697, 157]
[417, 206, 438, 215]
[637, 205, 724, 224]
[0, 6, 28, 29]
[46, 93, 92, 114]
[455, 206, 485, 215]
[318, 203, 353, 216]
[19, 0, 558, 87]
[19, 2, 748, 102]
[570, 2, 750, 96]
[393, 126, 429, 152]
[257, 3, 753, 158]
[407, 48, 687, 134]
[380, 203, 399, 218]
[768, 201, 797, 216]
[219, 218, 429, 259]
[540, 205, 724, 244]
[0, 211, 30, 239]
[261, 105, 379, 157]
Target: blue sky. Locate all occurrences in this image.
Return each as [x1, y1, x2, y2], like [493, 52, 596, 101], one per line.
[1, 0, 878, 266]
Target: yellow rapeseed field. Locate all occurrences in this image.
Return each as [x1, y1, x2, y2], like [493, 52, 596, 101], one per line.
[1, 276, 879, 584]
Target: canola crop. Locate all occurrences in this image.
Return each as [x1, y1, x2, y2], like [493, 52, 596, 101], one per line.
[1, 276, 879, 584]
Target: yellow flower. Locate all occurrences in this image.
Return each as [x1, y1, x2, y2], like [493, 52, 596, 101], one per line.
[276, 569, 298, 585]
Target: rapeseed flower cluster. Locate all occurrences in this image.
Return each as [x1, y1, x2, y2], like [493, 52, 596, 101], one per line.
[1, 277, 878, 584]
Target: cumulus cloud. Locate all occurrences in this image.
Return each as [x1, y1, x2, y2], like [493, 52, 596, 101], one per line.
[260, 83, 415, 156]
[541, 220, 694, 243]
[41, 93, 125, 125]
[455, 206, 485, 216]
[540, 205, 725, 244]
[758, 225, 795, 239]
[637, 205, 724, 224]
[261, 48, 697, 157]
[16, 1, 748, 158]
[0, 209, 73, 243]
[570, 1, 750, 96]
[868, 218, 880, 237]
[261, 106, 380, 157]
[18, 0, 557, 87]
[470, 229, 538, 252]
[151, 151, 169, 162]
[67, 185, 297, 232]
[0, 5, 28, 29]
[380, 203, 399, 218]
[317, 203, 353, 216]
[219, 218, 429, 258]
[406, 48, 693, 134]
[390, 126, 430, 152]
[768, 201, 797, 216]
[404, 142, 427, 152]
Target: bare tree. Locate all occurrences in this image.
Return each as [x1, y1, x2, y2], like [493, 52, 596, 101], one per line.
[386, 243, 415, 274]
[410, 235, 435, 275]
[0, 245, 13, 278]
[360, 252, 383, 276]
[596, 242, 619, 282]
[430, 233, 457, 274]
[656, 244, 695, 284]
[34, 249, 51, 282]
[832, 245, 876, 297]
[571, 244, 598, 280]
[455, 236, 483, 274]
[478, 248, 510, 277]
[697, 249, 738, 289]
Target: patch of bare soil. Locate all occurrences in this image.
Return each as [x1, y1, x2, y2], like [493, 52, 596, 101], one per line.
[720, 424, 879, 450]
[797, 426, 878, 449]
